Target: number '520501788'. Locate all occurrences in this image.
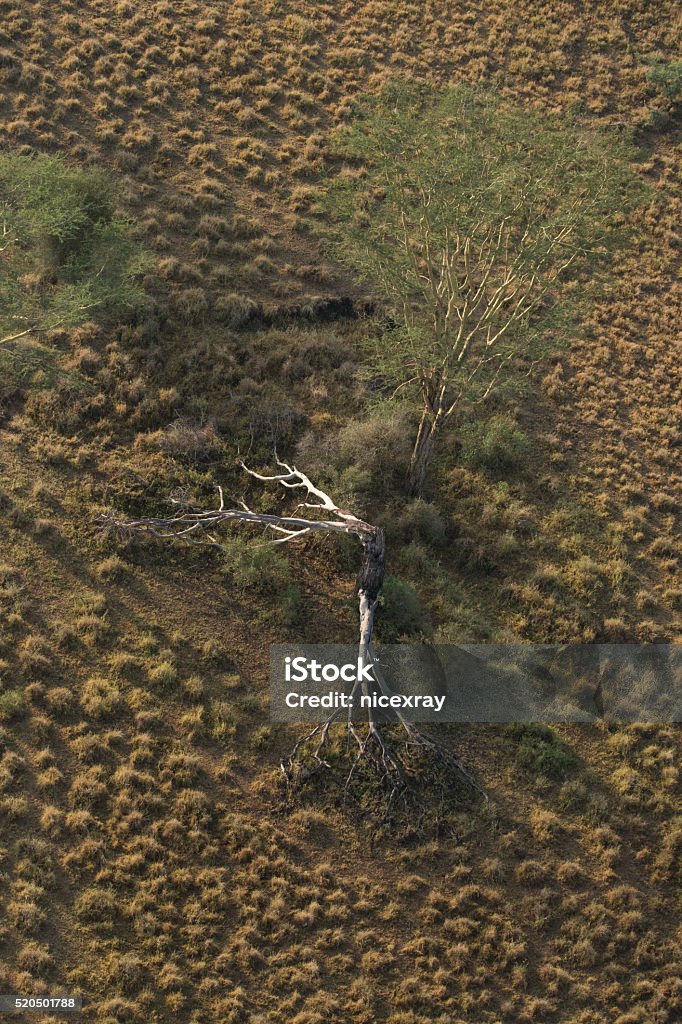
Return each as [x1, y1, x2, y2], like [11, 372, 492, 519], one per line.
[0, 995, 82, 1012]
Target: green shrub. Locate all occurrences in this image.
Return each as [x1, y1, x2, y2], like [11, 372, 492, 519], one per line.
[279, 583, 302, 627]
[0, 687, 26, 721]
[646, 61, 682, 100]
[433, 593, 494, 642]
[333, 465, 375, 503]
[376, 575, 432, 641]
[460, 415, 530, 472]
[0, 344, 90, 413]
[506, 723, 578, 779]
[0, 152, 149, 343]
[399, 541, 441, 576]
[296, 407, 415, 501]
[221, 536, 292, 594]
[391, 499, 446, 547]
[646, 61, 682, 131]
[647, 108, 675, 132]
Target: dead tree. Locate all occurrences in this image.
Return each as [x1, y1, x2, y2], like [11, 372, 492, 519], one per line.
[98, 459, 482, 807]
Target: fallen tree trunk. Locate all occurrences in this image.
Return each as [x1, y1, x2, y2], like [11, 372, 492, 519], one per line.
[98, 459, 483, 810]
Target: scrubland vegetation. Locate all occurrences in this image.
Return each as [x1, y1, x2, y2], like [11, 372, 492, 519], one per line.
[0, 1, 680, 1021]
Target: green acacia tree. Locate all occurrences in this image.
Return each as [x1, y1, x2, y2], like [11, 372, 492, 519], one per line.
[324, 82, 648, 496]
[0, 153, 149, 346]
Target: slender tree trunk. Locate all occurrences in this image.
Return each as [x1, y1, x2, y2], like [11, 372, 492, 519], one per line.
[356, 528, 385, 696]
[407, 407, 438, 498]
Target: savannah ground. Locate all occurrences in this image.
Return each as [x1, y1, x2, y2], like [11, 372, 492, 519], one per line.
[0, 1, 681, 1022]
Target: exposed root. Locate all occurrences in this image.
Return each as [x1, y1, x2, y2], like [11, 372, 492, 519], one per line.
[280, 713, 486, 817]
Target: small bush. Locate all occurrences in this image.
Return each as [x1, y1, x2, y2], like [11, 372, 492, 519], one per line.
[74, 887, 117, 923]
[648, 108, 675, 132]
[284, 14, 316, 42]
[182, 675, 204, 701]
[506, 723, 578, 779]
[107, 652, 143, 680]
[279, 583, 302, 627]
[296, 407, 415, 501]
[153, 418, 223, 460]
[173, 287, 208, 321]
[645, 61, 682, 130]
[95, 554, 131, 581]
[333, 464, 374, 502]
[335, 410, 414, 478]
[0, 795, 29, 819]
[376, 575, 432, 641]
[80, 676, 122, 719]
[646, 61, 682, 100]
[460, 415, 530, 472]
[391, 499, 446, 547]
[221, 536, 292, 594]
[249, 724, 272, 750]
[148, 660, 178, 690]
[557, 778, 590, 812]
[214, 292, 259, 327]
[0, 688, 26, 721]
[210, 700, 236, 743]
[0, 152, 150, 341]
[44, 687, 74, 715]
[16, 941, 52, 972]
[69, 767, 108, 808]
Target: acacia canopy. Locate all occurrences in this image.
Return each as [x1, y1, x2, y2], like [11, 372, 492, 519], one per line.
[0, 153, 148, 345]
[324, 81, 648, 494]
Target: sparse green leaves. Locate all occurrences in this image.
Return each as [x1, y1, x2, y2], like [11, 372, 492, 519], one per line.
[0, 153, 150, 344]
[645, 61, 682, 131]
[327, 81, 645, 346]
[646, 60, 682, 101]
[323, 81, 649, 492]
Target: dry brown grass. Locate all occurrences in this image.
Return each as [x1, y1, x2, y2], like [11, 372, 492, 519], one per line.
[0, 0, 680, 1020]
